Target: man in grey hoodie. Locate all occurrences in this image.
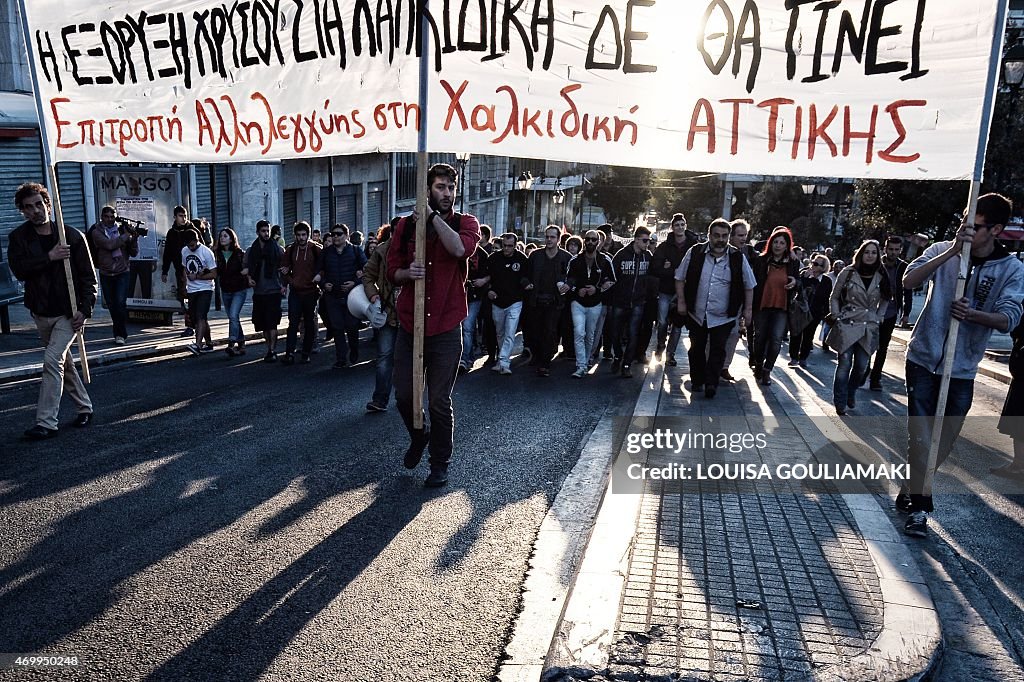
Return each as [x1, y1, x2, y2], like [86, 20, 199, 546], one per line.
[900, 193, 1024, 537]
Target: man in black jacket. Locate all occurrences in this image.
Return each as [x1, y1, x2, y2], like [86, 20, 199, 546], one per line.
[161, 205, 194, 336]
[650, 213, 700, 365]
[486, 233, 531, 374]
[610, 227, 655, 377]
[7, 182, 97, 439]
[526, 226, 572, 377]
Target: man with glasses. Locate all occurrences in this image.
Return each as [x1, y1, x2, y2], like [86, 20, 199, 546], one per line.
[675, 219, 755, 398]
[485, 233, 530, 375]
[609, 227, 655, 377]
[860, 236, 909, 390]
[566, 230, 616, 377]
[161, 205, 196, 337]
[651, 212, 699, 366]
[899, 193, 1024, 537]
[525, 226, 572, 377]
[322, 223, 366, 368]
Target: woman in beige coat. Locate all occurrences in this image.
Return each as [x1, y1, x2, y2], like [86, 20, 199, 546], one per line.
[827, 240, 891, 415]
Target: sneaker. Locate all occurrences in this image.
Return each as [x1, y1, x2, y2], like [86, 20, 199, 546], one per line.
[114, 336, 126, 345]
[365, 401, 387, 413]
[187, 343, 202, 356]
[203, 343, 215, 352]
[264, 351, 278, 363]
[491, 363, 503, 372]
[870, 382, 882, 392]
[300, 354, 311, 364]
[403, 432, 430, 469]
[720, 370, 735, 381]
[798, 360, 808, 369]
[847, 397, 856, 409]
[199, 344, 214, 354]
[23, 425, 59, 440]
[180, 328, 195, 338]
[704, 386, 717, 399]
[788, 359, 800, 367]
[332, 360, 348, 369]
[904, 511, 928, 537]
[425, 464, 449, 488]
[620, 364, 633, 378]
[226, 346, 237, 357]
[281, 353, 295, 365]
[499, 366, 512, 376]
[572, 368, 586, 378]
[692, 384, 704, 394]
[836, 406, 847, 416]
[895, 490, 913, 513]
[237, 346, 247, 355]
[458, 362, 470, 374]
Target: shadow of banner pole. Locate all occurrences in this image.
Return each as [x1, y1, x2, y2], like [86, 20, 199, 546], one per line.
[16, 0, 91, 384]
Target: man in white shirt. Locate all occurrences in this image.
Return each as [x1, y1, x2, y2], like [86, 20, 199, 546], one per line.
[181, 229, 218, 355]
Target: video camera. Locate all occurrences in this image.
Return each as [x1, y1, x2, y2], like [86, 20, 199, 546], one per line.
[114, 216, 148, 237]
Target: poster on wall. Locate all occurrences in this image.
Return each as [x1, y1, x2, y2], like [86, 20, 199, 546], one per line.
[93, 168, 183, 313]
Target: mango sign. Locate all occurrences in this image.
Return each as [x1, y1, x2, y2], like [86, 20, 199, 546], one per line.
[22, 0, 1001, 179]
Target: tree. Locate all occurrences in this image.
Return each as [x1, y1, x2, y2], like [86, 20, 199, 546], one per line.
[649, 171, 721, 227]
[743, 181, 812, 241]
[585, 166, 653, 232]
[851, 179, 966, 244]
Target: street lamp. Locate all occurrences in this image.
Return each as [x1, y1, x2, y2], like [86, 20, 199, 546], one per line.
[455, 152, 471, 213]
[552, 180, 565, 230]
[516, 170, 533, 238]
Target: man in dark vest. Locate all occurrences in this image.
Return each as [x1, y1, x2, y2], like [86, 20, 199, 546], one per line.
[675, 219, 756, 399]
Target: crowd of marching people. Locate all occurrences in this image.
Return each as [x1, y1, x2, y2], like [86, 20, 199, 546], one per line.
[12, 171, 1024, 519]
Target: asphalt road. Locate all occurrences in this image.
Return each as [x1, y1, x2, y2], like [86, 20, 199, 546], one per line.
[0, 341, 641, 681]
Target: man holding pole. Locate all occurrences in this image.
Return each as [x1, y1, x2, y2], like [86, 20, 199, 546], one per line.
[7, 182, 97, 440]
[387, 163, 480, 488]
[900, 193, 1024, 537]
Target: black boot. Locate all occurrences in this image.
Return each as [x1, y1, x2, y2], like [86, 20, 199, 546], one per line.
[425, 464, 449, 487]
[403, 429, 430, 469]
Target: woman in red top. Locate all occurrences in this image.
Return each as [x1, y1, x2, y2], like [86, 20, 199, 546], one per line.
[750, 226, 800, 386]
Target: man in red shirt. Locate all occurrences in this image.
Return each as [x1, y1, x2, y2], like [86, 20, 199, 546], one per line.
[387, 163, 481, 487]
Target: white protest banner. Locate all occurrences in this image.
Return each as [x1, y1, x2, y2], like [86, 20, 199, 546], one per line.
[21, 0, 1000, 179]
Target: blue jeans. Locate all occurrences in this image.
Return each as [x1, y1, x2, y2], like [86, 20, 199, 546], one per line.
[905, 360, 975, 512]
[610, 303, 645, 365]
[492, 301, 523, 370]
[571, 302, 603, 372]
[833, 343, 870, 408]
[100, 271, 131, 339]
[372, 324, 398, 406]
[751, 308, 788, 372]
[461, 300, 482, 365]
[656, 292, 682, 357]
[221, 289, 249, 345]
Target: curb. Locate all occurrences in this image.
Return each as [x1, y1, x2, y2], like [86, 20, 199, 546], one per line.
[0, 328, 276, 384]
[496, 363, 662, 682]
[772, 367, 944, 681]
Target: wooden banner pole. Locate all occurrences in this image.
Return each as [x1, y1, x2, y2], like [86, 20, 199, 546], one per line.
[17, 0, 90, 383]
[412, 2, 431, 430]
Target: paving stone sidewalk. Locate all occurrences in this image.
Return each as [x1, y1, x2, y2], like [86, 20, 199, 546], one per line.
[544, 336, 941, 682]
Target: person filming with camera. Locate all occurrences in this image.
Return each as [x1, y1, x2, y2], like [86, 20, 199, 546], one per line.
[88, 205, 139, 344]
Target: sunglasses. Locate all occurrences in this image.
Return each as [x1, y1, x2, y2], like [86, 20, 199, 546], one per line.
[585, 237, 600, 242]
